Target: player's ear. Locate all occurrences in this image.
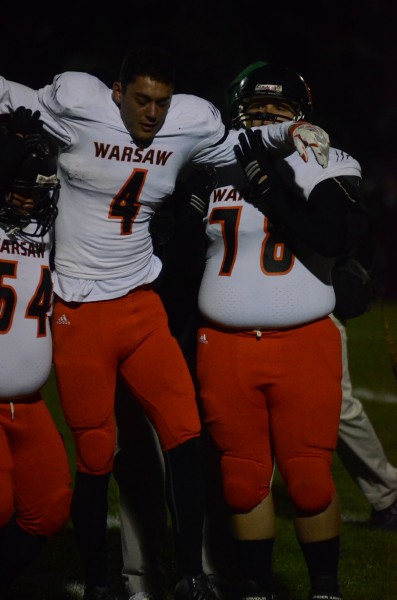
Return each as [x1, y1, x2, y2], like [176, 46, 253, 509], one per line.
[112, 82, 122, 105]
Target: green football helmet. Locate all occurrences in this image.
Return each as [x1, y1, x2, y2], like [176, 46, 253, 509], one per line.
[227, 61, 313, 129]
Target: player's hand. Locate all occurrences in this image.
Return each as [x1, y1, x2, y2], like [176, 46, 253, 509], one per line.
[234, 129, 284, 213]
[289, 121, 329, 168]
[150, 166, 218, 245]
[185, 165, 218, 219]
[149, 203, 177, 248]
[6, 106, 44, 151]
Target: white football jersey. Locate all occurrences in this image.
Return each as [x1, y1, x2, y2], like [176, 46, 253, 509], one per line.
[0, 228, 53, 396]
[0, 73, 299, 301]
[0, 73, 224, 286]
[198, 147, 361, 329]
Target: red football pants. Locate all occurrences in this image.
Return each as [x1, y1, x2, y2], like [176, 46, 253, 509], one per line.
[196, 317, 343, 512]
[52, 287, 200, 475]
[0, 395, 72, 536]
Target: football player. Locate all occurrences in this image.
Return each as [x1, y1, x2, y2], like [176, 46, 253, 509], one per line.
[0, 47, 330, 600]
[114, 165, 217, 600]
[195, 62, 369, 600]
[113, 62, 397, 600]
[0, 107, 72, 593]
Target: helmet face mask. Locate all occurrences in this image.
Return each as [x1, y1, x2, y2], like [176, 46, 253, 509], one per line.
[0, 149, 60, 238]
[227, 63, 313, 130]
[236, 102, 300, 129]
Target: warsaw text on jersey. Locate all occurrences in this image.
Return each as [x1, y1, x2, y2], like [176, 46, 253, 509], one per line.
[94, 142, 173, 165]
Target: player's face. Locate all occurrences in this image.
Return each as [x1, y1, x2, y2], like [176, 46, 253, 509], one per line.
[113, 76, 173, 147]
[245, 98, 297, 126]
[7, 191, 34, 215]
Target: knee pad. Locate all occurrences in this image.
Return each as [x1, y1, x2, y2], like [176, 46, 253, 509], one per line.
[18, 488, 72, 537]
[41, 488, 72, 536]
[75, 428, 115, 474]
[221, 455, 271, 512]
[284, 456, 335, 513]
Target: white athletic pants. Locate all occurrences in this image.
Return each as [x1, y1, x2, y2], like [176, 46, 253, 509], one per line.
[332, 315, 397, 511]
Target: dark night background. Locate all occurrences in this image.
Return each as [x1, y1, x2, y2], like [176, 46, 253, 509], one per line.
[2, 0, 397, 294]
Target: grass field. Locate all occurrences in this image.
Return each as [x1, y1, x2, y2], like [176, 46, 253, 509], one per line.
[7, 301, 397, 599]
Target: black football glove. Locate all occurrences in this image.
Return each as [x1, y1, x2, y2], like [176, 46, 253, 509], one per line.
[184, 165, 218, 220]
[6, 106, 45, 151]
[234, 129, 285, 212]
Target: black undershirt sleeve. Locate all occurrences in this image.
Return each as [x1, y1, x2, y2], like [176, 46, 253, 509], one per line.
[256, 176, 369, 257]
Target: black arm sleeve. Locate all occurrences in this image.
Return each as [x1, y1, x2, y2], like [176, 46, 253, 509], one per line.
[257, 176, 369, 257]
[149, 187, 205, 355]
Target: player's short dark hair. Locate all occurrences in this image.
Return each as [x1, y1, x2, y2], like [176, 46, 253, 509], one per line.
[119, 46, 176, 92]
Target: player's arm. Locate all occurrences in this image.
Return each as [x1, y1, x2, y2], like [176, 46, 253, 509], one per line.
[149, 167, 214, 345]
[255, 120, 330, 168]
[193, 118, 329, 170]
[150, 165, 216, 254]
[0, 76, 39, 114]
[270, 176, 368, 256]
[0, 74, 72, 146]
[235, 129, 368, 257]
